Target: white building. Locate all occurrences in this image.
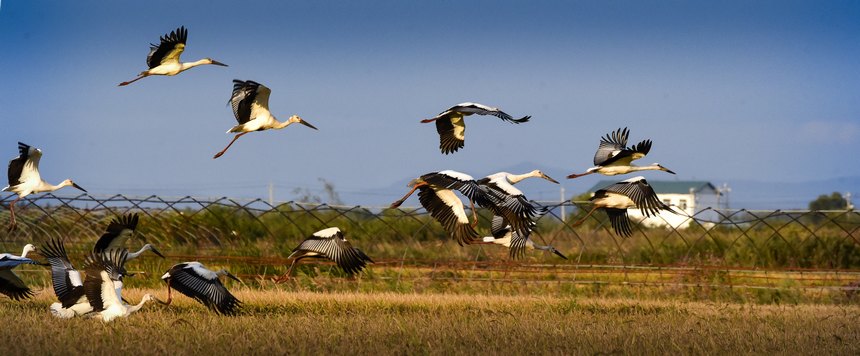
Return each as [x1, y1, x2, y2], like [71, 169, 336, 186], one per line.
[586, 180, 725, 229]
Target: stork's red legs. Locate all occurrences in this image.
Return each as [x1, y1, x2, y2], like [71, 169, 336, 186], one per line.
[566, 171, 594, 179]
[213, 132, 249, 159]
[389, 182, 428, 208]
[570, 206, 599, 227]
[118, 74, 149, 86]
[274, 259, 300, 283]
[7, 196, 20, 232]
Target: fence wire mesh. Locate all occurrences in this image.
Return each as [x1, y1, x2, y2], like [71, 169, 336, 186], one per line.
[2, 193, 859, 299]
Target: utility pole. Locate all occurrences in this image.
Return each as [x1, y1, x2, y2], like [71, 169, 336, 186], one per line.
[560, 186, 566, 222]
[268, 182, 274, 206]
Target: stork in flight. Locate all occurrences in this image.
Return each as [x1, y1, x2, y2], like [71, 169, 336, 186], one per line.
[118, 26, 227, 86]
[161, 262, 242, 315]
[421, 102, 530, 154]
[571, 176, 675, 237]
[481, 215, 567, 260]
[390, 170, 489, 245]
[567, 127, 675, 179]
[275, 227, 372, 282]
[3, 142, 86, 230]
[41, 238, 91, 318]
[476, 170, 558, 239]
[213, 80, 318, 159]
[83, 250, 163, 322]
[92, 213, 164, 260]
[0, 244, 39, 301]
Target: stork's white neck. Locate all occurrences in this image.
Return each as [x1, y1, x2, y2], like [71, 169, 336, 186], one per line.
[507, 171, 540, 185]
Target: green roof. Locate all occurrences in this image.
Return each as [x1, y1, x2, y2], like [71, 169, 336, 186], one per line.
[586, 180, 716, 195]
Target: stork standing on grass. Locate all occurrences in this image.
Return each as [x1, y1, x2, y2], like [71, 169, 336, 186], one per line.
[213, 80, 318, 159]
[83, 250, 163, 322]
[571, 176, 675, 237]
[567, 127, 675, 179]
[118, 26, 227, 86]
[276, 227, 373, 282]
[390, 170, 490, 245]
[161, 262, 242, 315]
[421, 102, 530, 154]
[41, 238, 92, 318]
[92, 213, 164, 260]
[3, 142, 86, 230]
[0, 244, 39, 301]
[476, 170, 558, 239]
[481, 215, 568, 260]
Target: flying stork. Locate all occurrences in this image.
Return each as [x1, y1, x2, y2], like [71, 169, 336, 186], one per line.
[0, 244, 39, 301]
[118, 26, 227, 86]
[481, 215, 567, 260]
[213, 80, 318, 159]
[4, 142, 86, 230]
[276, 227, 373, 282]
[571, 176, 675, 237]
[41, 238, 92, 318]
[476, 170, 559, 239]
[161, 262, 242, 315]
[567, 127, 675, 179]
[421, 102, 530, 154]
[83, 250, 162, 322]
[92, 213, 164, 260]
[390, 170, 489, 245]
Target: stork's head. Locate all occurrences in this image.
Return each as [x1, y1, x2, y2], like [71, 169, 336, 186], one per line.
[61, 179, 87, 193]
[531, 170, 559, 184]
[21, 244, 36, 258]
[654, 163, 675, 174]
[143, 244, 166, 258]
[287, 115, 319, 130]
[218, 269, 242, 283]
[204, 58, 229, 67]
[549, 246, 568, 260]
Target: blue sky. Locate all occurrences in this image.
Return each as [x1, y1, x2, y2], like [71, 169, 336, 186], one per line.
[1, 1, 858, 205]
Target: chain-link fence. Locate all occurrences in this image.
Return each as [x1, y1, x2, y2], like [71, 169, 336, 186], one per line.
[2, 193, 859, 300]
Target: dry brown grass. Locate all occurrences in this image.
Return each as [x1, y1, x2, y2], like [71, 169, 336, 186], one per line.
[2, 289, 859, 355]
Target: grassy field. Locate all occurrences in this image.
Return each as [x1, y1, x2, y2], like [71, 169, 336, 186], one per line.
[2, 290, 859, 355]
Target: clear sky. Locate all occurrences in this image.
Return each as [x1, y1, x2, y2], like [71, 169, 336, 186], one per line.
[1, 1, 859, 205]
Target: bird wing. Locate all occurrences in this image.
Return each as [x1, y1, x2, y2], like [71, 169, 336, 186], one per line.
[41, 238, 86, 307]
[93, 213, 139, 253]
[604, 208, 633, 237]
[83, 250, 127, 312]
[6, 142, 30, 187]
[146, 26, 188, 68]
[230, 80, 261, 125]
[422, 171, 484, 201]
[0, 269, 33, 301]
[593, 127, 629, 166]
[477, 178, 538, 239]
[292, 230, 373, 275]
[450, 102, 531, 123]
[601, 177, 668, 218]
[167, 264, 241, 315]
[418, 186, 479, 246]
[489, 215, 532, 259]
[434, 114, 466, 154]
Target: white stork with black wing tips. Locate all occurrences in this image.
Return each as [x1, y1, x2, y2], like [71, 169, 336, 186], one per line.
[41, 238, 92, 318]
[481, 215, 567, 260]
[83, 250, 162, 322]
[161, 262, 242, 315]
[92, 213, 164, 260]
[571, 176, 675, 237]
[389, 170, 489, 246]
[567, 127, 675, 179]
[0, 244, 39, 301]
[3, 142, 86, 230]
[119, 26, 227, 86]
[213, 80, 318, 159]
[421, 102, 530, 154]
[275, 227, 373, 282]
[476, 170, 558, 240]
